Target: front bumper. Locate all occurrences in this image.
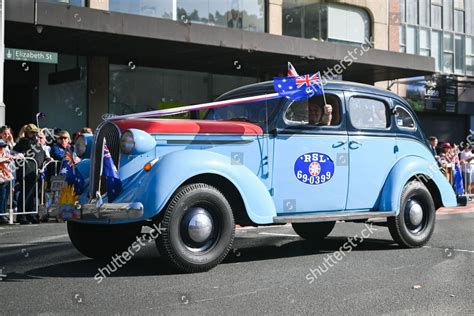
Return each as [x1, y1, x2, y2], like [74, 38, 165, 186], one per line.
[80, 202, 144, 220]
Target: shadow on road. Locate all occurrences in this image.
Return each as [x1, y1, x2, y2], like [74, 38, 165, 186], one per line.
[16, 236, 400, 280]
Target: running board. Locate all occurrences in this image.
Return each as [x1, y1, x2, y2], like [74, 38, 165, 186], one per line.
[273, 211, 396, 224]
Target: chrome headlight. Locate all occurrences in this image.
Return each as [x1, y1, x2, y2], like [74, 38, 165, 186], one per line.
[120, 130, 135, 154]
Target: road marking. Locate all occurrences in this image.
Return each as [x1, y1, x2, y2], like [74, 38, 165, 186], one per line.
[423, 246, 474, 254]
[2, 234, 69, 248]
[258, 232, 299, 237]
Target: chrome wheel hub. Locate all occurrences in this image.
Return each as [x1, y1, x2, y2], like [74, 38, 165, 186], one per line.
[184, 207, 214, 243]
[407, 200, 423, 226]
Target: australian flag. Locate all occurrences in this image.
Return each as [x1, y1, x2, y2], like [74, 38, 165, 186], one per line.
[274, 72, 323, 102]
[60, 151, 85, 195]
[101, 141, 122, 202]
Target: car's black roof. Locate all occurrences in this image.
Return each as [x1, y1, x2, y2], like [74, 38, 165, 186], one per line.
[217, 80, 407, 105]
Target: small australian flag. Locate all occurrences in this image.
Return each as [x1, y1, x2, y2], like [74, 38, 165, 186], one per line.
[102, 141, 122, 202]
[60, 151, 85, 195]
[274, 72, 323, 101]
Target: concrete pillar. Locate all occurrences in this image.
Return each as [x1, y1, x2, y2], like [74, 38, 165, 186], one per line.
[388, 0, 401, 52]
[89, 0, 109, 10]
[87, 56, 109, 129]
[268, 0, 282, 35]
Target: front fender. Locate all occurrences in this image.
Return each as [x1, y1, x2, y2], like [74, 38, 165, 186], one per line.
[116, 150, 276, 224]
[378, 156, 457, 214]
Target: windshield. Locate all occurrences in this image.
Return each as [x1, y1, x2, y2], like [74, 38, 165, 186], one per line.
[204, 97, 284, 131]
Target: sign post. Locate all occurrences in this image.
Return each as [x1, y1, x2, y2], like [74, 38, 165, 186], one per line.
[0, 0, 5, 126]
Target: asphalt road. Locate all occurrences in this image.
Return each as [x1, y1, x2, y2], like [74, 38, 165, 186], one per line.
[0, 209, 473, 315]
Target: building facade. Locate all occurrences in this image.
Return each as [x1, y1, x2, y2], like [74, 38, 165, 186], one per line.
[5, 0, 467, 143]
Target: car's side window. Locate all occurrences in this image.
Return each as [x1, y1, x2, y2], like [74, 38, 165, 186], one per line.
[284, 94, 341, 127]
[349, 97, 388, 129]
[394, 105, 416, 130]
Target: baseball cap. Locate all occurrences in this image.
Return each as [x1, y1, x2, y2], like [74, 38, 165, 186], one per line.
[0, 139, 8, 147]
[25, 124, 39, 134]
[441, 143, 452, 149]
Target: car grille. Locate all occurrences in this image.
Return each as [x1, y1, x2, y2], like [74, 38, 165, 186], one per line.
[90, 121, 121, 197]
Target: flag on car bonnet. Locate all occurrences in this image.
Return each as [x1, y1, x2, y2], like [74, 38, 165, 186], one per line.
[101, 139, 122, 202]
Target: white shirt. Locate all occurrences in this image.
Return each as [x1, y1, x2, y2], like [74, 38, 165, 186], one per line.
[460, 150, 474, 173]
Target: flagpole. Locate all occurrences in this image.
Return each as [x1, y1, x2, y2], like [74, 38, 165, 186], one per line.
[97, 137, 105, 197]
[318, 71, 328, 105]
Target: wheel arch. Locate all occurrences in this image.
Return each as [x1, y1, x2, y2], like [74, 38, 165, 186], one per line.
[181, 173, 255, 226]
[378, 156, 456, 214]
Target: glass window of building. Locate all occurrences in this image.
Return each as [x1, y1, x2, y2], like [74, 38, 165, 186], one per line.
[109, 0, 173, 19]
[109, 65, 257, 115]
[432, 30, 443, 71]
[107, 0, 264, 32]
[39, 0, 85, 6]
[419, 0, 430, 26]
[443, 0, 454, 31]
[444, 33, 454, 72]
[326, 4, 370, 44]
[38, 55, 87, 133]
[282, 1, 370, 45]
[466, 0, 473, 34]
[455, 35, 465, 73]
[466, 36, 474, 75]
[420, 28, 431, 56]
[400, 26, 406, 53]
[431, 3, 443, 29]
[406, 25, 417, 54]
[406, 0, 418, 24]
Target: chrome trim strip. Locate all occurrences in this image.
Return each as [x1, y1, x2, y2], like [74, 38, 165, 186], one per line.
[81, 202, 144, 220]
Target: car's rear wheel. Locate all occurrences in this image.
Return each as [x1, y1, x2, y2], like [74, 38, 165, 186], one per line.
[292, 221, 336, 241]
[388, 180, 435, 247]
[67, 221, 142, 259]
[156, 183, 235, 273]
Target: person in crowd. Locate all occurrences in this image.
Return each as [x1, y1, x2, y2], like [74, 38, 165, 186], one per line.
[429, 136, 438, 156]
[80, 127, 93, 134]
[50, 130, 74, 161]
[0, 140, 15, 224]
[1, 126, 16, 150]
[15, 125, 28, 143]
[460, 144, 474, 194]
[39, 128, 52, 161]
[13, 124, 46, 224]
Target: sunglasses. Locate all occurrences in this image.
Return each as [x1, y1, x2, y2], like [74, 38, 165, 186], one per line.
[58, 137, 69, 140]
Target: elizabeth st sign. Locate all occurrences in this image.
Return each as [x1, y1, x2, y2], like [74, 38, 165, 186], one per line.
[5, 48, 58, 64]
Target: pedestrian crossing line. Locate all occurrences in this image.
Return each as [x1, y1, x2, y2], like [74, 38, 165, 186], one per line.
[258, 232, 300, 237]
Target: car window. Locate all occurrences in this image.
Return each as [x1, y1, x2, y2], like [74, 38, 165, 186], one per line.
[395, 105, 416, 129]
[349, 97, 388, 129]
[284, 94, 341, 127]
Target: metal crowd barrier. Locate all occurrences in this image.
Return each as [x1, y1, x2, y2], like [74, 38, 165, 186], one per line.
[0, 158, 61, 224]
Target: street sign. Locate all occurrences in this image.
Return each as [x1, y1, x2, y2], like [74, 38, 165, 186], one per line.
[4, 48, 58, 64]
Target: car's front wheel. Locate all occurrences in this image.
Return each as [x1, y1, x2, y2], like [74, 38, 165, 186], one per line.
[156, 183, 235, 273]
[67, 221, 142, 259]
[292, 221, 336, 241]
[388, 180, 435, 247]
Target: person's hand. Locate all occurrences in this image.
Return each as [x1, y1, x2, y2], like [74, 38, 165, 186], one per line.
[73, 156, 81, 164]
[323, 104, 332, 115]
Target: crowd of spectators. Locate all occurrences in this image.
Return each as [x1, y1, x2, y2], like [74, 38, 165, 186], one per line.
[0, 124, 92, 224]
[429, 136, 474, 195]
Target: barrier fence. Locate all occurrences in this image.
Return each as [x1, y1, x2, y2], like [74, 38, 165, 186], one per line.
[0, 158, 62, 224]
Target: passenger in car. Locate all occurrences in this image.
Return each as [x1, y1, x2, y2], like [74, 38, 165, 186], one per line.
[308, 103, 332, 126]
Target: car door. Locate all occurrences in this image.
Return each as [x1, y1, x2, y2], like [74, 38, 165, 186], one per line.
[271, 91, 349, 214]
[345, 92, 398, 211]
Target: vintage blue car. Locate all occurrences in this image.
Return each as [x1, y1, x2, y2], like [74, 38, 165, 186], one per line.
[67, 80, 457, 273]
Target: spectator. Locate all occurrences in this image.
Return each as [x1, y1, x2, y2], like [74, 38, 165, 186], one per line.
[50, 130, 74, 161]
[80, 127, 93, 134]
[460, 144, 474, 194]
[13, 124, 46, 224]
[16, 125, 28, 143]
[0, 140, 14, 224]
[439, 143, 454, 183]
[429, 136, 438, 156]
[0, 126, 16, 150]
[39, 129, 52, 160]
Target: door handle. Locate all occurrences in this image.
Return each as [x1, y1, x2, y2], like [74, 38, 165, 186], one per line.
[349, 141, 362, 149]
[332, 140, 348, 148]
